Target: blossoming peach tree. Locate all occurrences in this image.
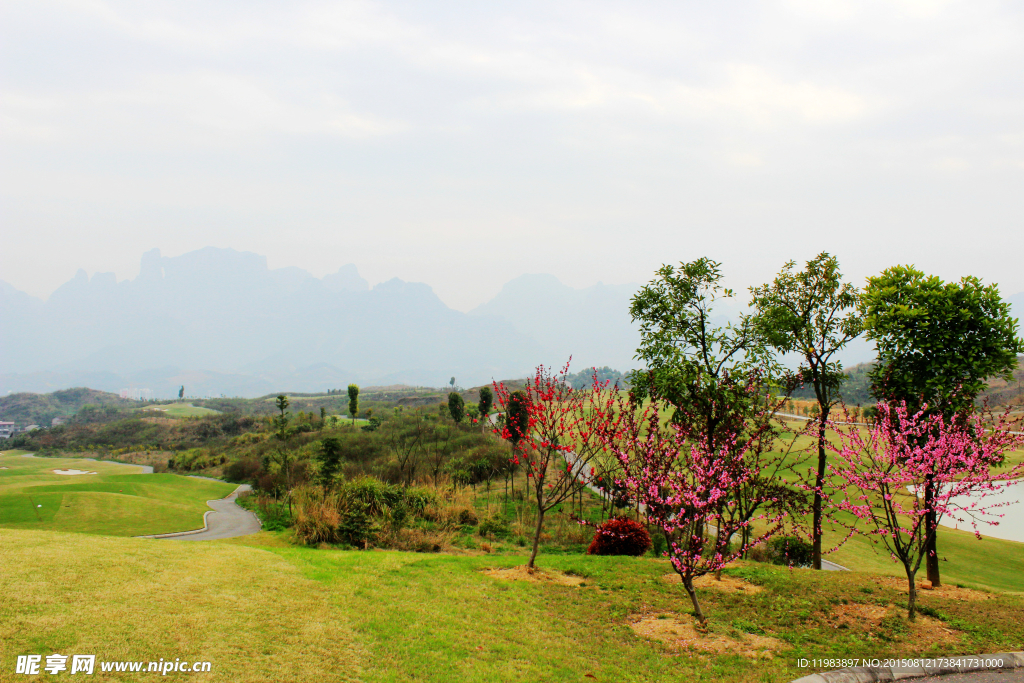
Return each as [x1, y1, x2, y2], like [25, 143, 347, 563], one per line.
[598, 384, 789, 629]
[827, 400, 1024, 620]
[493, 361, 624, 570]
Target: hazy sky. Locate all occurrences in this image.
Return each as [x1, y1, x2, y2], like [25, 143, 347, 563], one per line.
[3, 0, 1023, 312]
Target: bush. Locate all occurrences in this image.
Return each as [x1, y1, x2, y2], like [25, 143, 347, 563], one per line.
[763, 535, 813, 567]
[478, 517, 510, 538]
[225, 456, 261, 483]
[586, 517, 652, 557]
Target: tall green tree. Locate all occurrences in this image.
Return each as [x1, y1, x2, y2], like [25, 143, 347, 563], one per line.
[629, 257, 769, 450]
[750, 252, 862, 570]
[478, 386, 493, 419]
[347, 384, 360, 427]
[861, 266, 1024, 586]
[317, 437, 343, 489]
[448, 392, 465, 423]
[274, 394, 294, 514]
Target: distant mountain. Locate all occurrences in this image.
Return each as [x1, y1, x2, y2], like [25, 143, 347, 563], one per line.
[0, 247, 545, 396]
[470, 274, 642, 373]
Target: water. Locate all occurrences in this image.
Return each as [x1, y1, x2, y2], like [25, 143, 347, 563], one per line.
[939, 479, 1024, 544]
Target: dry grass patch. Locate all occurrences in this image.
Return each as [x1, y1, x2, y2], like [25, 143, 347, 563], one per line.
[0, 529, 365, 683]
[628, 612, 782, 658]
[826, 601, 962, 647]
[659, 572, 764, 594]
[870, 576, 996, 602]
[481, 565, 585, 586]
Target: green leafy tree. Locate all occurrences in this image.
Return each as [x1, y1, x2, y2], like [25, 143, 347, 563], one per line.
[317, 437, 343, 489]
[629, 257, 770, 450]
[347, 384, 360, 427]
[273, 394, 294, 514]
[319, 406, 327, 431]
[750, 252, 862, 570]
[861, 266, 1024, 586]
[478, 386, 493, 418]
[448, 392, 465, 423]
[505, 390, 530, 448]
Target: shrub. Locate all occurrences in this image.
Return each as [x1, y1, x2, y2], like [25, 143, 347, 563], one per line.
[586, 517, 652, 557]
[478, 517, 510, 538]
[764, 535, 813, 567]
[225, 456, 261, 483]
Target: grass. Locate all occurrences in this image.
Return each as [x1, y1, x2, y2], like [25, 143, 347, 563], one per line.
[0, 452, 236, 536]
[140, 402, 222, 418]
[3, 528, 1022, 683]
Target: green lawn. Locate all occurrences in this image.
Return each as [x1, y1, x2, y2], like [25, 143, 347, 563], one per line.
[140, 402, 222, 417]
[2, 528, 1022, 683]
[0, 452, 236, 536]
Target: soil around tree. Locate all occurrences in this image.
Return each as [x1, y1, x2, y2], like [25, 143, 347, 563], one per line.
[481, 565, 585, 586]
[659, 572, 765, 594]
[628, 611, 782, 658]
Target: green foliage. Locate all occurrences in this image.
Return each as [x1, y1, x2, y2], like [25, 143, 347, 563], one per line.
[447, 392, 465, 423]
[564, 366, 629, 390]
[861, 266, 1024, 413]
[361, 416, 382, 432]
[317, 437, 343, 487]
[505, 390, 529, 447]
[629, 257, 769, 448]
[347, 384, 360, 422]
[750, 252, 861, 411]
[764, 535, 814, 568]
[477, 385, 493, 416]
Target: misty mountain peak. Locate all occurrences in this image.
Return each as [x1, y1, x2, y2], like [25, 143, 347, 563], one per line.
[323, 264, 369, 293]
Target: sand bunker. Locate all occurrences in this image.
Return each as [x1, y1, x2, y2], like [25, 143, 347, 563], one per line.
[629, 612, 782, 657]
[481, 565, 585, 586]
[660, 573, 764, 594]
[52, 469, 97, 476]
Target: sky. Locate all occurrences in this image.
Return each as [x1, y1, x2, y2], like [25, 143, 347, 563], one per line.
[2, 0, 1023, 312]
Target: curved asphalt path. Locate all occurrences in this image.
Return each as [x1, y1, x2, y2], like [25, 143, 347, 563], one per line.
[20, 453, 260, 541]
[141, 484, 261, 541]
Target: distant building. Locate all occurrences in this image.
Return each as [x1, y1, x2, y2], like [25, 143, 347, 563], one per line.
[119, 388, 154, 400]
[51, 417, 66, 427]
[0, 422, 13, 439]
[24, 425, 40, 432]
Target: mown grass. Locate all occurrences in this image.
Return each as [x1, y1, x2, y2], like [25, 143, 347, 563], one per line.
[3, 528, 1022, 683]
[140, 403, 222, 418]
[0, 529, 363, 683]
[0, 453, 236, 536]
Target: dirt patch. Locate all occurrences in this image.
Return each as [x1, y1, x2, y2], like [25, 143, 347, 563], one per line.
[52, 469, 97, 476]
[874, 576, 994, 602]
[629, 612, 781, 658]
[660, 573, 764, 594]
[141, 417, 177, 425]
[827, 602, 961, 647]
[482, 565, 585, 587]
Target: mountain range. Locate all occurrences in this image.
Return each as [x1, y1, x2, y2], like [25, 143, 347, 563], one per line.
[0, 247, 641, 397]
[2, 248, 1020, 399]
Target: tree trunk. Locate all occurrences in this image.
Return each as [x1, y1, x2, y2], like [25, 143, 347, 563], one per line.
[924, 475, 941, 587]
[527, 505, 545, 569]
[681, 575, 708, 629]
[906, 567, 918, 621]
[812, 414, 828, 570]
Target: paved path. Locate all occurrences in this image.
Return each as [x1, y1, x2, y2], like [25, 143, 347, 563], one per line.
[141, 485, 261, 541]
[20, 453, 261, 541]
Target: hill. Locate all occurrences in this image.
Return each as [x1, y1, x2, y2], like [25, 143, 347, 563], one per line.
[0, 387, 136, 428]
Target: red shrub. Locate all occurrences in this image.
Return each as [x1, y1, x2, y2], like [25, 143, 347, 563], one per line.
[586, 517, 652, 557]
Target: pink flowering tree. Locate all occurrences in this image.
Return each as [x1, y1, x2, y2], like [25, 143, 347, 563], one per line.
[599, 386, 788, 629]
[493, 361, 623, 570]
[828, 400, 1024, 620]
